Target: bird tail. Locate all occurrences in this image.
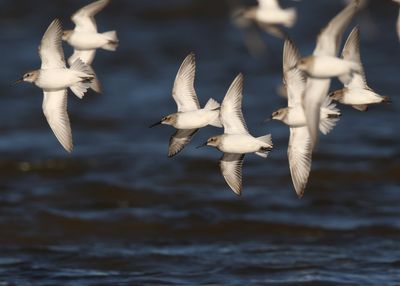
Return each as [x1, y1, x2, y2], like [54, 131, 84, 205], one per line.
[204, 98, 222, 127]
[255, 134, 273, 158]
[85, 65, 102, 93]
[319, 96, 341, 135]
[102, 31, 119, 51]
[69, 59, 98, 98]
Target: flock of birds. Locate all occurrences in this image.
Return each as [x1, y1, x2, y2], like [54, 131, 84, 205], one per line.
[151, 0, 394, 197]
[15, 0, 118, 152]
[16, 0, 397, 198]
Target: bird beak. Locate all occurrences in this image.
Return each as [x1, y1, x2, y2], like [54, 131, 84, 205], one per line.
[12, 78, 23, 86]
[149, 120, 162, 128]
[196, 142, 208, 149]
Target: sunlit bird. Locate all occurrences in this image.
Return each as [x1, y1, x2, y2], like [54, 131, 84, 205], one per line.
[393, 0, 400, 41]
[270, 39, 340, 197]
[329, 27, 391, 111]
[240, 0, 298, 39]
[62, 0, 118, 66]
[15, 19, 99, 153]
[300, 0, 360, 149]
[150, 53, 222, 158]
[197, 74, 273, 196]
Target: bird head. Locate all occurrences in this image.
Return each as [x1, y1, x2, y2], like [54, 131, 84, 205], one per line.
[62, 30, 73, 41]
[149, 114, 177, 128]
[197, 136, 221, 149]
[270, 108, 288, 121]
[14, 70, 39, 85]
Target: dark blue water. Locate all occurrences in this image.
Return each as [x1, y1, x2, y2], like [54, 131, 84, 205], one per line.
[0, 0, 399, 285]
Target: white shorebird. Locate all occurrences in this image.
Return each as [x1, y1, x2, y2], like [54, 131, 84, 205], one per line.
[329, 27, 390, 111]
[271, 39, 340, 197]
[197, 74, 273, 196]
[150, 53, 222, 158]
[241, 0, 298, 39]
[393, 0, 400, 41]
[16, 19, 99, 152]
[62, 0, 118, 66]
[300, 0, 360, 149]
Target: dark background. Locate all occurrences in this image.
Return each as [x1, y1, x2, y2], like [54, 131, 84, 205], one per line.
[0, 0, 399, 285]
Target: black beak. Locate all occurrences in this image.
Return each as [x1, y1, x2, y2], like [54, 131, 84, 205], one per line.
[12, 78, 23, 86]
[196, 142, 208, 149]
[149, 121, 162, 128]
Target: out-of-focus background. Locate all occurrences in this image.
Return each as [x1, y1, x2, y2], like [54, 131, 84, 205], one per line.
[0, 0, 399, 284]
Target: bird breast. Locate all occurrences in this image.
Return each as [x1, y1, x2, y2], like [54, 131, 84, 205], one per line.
[68, 32, 108, 50]
[219, 134, 262, 154]
[36, 69, 82, 90]
[308, 56, 354, 78]
[174, 109, 219, 129]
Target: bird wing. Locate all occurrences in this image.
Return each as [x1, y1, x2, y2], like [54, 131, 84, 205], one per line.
[172, 53, 200, 112]
[283, 39, 306, 108]
[168, 129, 199, 158]
[304, 0, 359, 149]
[220, 153, 245, 196]
[397, 7, 400, 42]
[314, 0, 360, 57]
[42, 90, 73, 153]
[220, 74, 249, 135]
[68, 49, 97, 66]
[39, 19, 66, 69]
[339, 26, 366, 87]
[71, 0, 110, 32]
[288, 126, 312, 198]
[258, 0, 280, 10]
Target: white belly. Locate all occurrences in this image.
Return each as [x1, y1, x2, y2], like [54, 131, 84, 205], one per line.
[343, 88, 383, 105]
[309, 56, 353, 78]
[174, 110, 219, 129]
[36, 69, 83, 90]
[285, 108, 307, 127]
[219, 134, 263, 154]
[68, 32, 107, 50]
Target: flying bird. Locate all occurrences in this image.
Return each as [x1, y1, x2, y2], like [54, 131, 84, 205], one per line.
[240, 0, 298, 39]
[301, 0, 360, 149]
[197, 74, 273, 196]
[270, 39, 340, 197]
[150, 53, 222, 158]
[393, 0, 400, 41]
[329, 27, 391, 111]
[62, 0, 118, 66]
[15, 19, 99, 152]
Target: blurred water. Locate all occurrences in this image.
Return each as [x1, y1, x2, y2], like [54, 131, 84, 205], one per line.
[0, 0, 399, 285]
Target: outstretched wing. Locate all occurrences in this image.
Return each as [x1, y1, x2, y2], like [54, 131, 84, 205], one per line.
[172, 53, 200, 112]
[72, 0, 110, 32]
[340, 26, 366, 88]
[220, 74, 248, 135]
[168, 129, 198, 157]
[283, 39, 306, 108]
[220, 153, 245, 196]
[39, 19, 65, 69]
[314, 0, 360, 57]
[288, 126, 312, 198]
[42, 90, 73, 153]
